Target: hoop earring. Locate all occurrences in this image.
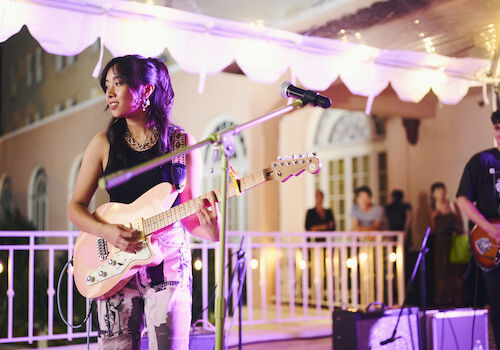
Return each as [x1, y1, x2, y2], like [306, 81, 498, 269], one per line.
[141, 98, 150, 112]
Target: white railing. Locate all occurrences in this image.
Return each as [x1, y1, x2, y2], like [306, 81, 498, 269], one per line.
[0, 230, 404, 345]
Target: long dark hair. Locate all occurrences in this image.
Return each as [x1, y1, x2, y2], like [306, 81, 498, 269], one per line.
[99, 55, 180, 163]
[430, 182, 446, 209]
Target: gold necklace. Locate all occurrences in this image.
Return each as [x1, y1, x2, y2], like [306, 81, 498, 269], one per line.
[124, 127, 160, 151]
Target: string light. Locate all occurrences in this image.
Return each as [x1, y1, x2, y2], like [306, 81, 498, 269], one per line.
[346, 258, 356, 268]
[389, 252, 397, 263]
[0, 259, 3, 274]
[422, 37, 436, 53]
[250, 259, 259, 270]
[194, 259, 203, 271]
[299, 259, 307, 270]
[359, 252, 368, 264]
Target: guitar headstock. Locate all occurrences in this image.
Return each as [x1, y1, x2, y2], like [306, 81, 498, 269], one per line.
[266, 153, 321, 182]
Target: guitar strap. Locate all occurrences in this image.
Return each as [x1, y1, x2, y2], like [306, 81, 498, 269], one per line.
[171, 130, 187, 193]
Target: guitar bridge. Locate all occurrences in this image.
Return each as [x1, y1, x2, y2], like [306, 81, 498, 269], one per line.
[96, 238, 109, 261]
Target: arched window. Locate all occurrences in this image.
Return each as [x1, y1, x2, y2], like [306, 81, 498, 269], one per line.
[0, 176, 13, 223]
[309, 109, 387, 231]
[202, 118, 248, 232]
[29, 167, 48, 230]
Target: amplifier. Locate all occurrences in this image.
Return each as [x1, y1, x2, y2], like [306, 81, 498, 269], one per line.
[333, 307, 420, 350]
[140, 327, 215, 350]
[424, 308, 489, 350]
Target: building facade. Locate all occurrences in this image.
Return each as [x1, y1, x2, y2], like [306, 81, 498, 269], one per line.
[0, 27, 495, 249]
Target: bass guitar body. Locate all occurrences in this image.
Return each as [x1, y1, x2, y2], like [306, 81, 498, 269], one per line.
[470, 220, 500, 271]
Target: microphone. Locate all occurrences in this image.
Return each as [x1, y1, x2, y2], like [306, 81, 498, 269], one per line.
[280, 81, 331, 108]
[380, 336, 401, 346]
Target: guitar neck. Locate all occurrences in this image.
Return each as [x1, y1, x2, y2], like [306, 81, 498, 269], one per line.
[143, 168, 269, 235]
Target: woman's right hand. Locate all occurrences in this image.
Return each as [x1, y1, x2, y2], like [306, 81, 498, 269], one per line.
[101, 223, 144, 253]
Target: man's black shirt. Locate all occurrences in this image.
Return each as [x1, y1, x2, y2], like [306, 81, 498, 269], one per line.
[456, 148, 500, 221]
[385, 202, 411, 231]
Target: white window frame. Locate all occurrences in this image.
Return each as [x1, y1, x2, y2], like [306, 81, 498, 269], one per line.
[65, 98, 76, 109]
[54, 103, 63, 113]
[306, 109, 387, 231]
[9, 65, 17, 97]
[28, 166, 48, 230]
[26, 53, 33, 88]
[35, 48, 43, 83]
[201, 116, 248, 233]
[55, 55, 64, 72]
[66, 55, 76, 65]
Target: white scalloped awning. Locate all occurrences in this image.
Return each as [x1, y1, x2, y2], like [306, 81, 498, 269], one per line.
[0, 0, 492, 110]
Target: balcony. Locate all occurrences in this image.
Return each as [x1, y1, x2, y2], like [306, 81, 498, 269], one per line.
[0, 230, 404, 348]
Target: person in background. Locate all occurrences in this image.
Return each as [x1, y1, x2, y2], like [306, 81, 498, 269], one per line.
[304, 189, 335, 296]
[351, 186, 384, 231]
[305, 189, 335, 232]
[385, 189, 412, 248]
[456, 109, 500, 348]
[429, 182, 466, 307]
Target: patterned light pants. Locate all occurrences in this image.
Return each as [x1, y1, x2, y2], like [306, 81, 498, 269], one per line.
[96, 274, 192, 350]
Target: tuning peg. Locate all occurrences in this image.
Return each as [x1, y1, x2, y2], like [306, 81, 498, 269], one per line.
[298, 154, 304, 158]
[277, 156, 283, 161]
[272, 162, 277, 168]
[290, 154, 296, 159]
[312, 152, 317, 156]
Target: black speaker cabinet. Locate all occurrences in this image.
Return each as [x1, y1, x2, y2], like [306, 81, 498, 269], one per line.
[333, 307, 420, 350]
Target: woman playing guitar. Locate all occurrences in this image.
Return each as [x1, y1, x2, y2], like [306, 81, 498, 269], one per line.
[68, 55, 220, 350]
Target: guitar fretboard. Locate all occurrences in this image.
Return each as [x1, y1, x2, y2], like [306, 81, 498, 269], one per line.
[143, 168, 269, 235]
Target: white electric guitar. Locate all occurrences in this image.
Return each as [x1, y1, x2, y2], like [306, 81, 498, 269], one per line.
[73, 153, 321, 299]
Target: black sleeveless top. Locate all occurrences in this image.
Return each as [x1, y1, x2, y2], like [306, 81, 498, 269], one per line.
[104, 142, 175, 204]
[104, 141, 188, 287]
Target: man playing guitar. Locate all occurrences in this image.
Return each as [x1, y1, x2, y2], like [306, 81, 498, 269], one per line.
[456, 110, 500, 348]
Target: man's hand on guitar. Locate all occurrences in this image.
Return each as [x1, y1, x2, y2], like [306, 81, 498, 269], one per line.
[102, 223, 144, 253]
[485, 222, 500, 243]
[197, 191, 220, 242]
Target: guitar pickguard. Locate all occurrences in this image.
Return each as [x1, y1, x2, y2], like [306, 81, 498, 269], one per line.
[475, 237, 492, 255]
[85, 242, 152, 286]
